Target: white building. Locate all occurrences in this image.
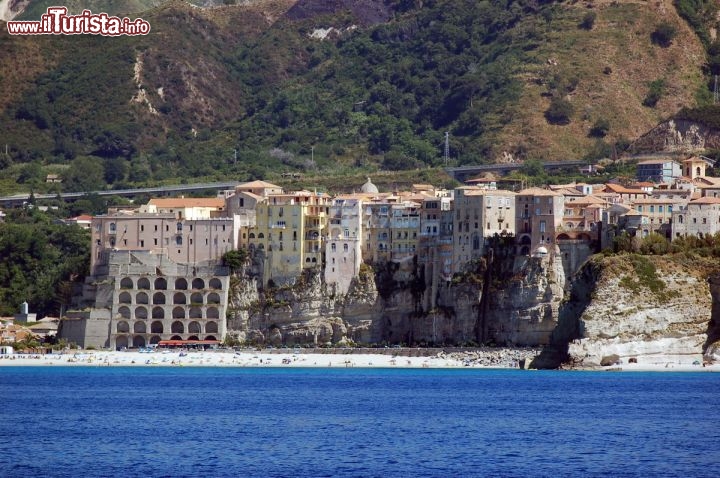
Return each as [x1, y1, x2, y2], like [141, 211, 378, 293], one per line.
[325, 198, 363, 294]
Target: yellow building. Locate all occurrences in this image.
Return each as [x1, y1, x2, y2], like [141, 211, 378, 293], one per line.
[250, 190, 330, 285]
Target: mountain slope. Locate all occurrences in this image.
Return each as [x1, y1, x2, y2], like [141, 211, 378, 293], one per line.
[0, 0, 715, 192]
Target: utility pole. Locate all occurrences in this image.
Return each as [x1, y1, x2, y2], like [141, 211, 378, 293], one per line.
[444, 132, 449, 166]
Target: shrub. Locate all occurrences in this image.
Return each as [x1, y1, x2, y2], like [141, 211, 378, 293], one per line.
[579, 11, 597, 30]
[544, 97, 574, 125]
[651, 22, 677, 47]
[643, 79, 666, 107]
[589, 118, 610, 138]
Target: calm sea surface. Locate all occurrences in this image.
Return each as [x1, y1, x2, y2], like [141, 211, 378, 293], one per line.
[1, 367, 719, 477]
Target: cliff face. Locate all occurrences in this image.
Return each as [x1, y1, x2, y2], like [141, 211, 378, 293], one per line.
[226, 248, 569, 349]
[226, 250, 720, 368]
[629, 119, 720, 154]
[559, 254, 720, 367]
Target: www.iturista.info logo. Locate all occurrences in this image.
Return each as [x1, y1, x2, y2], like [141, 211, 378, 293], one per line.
[7, 6, 151, 36]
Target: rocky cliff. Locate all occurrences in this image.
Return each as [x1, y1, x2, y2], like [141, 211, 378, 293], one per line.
[543, 254, 720, 368]
[226, 249, 720, 369]
[225, 247, 570, 350]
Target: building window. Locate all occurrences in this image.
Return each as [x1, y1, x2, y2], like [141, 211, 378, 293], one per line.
[343, 244, 348, 252]
[540, 221, 546, 233]
[109, 223, 116, 233]
[140, 225, 144, 232]
[331, 243, 336, 252]
[176, 236, 183, 246]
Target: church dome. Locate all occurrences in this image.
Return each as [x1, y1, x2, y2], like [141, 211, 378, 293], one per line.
[361, 177, 379, 194]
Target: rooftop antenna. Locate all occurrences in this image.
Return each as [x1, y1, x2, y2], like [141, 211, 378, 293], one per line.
[444, 132, 450, 165]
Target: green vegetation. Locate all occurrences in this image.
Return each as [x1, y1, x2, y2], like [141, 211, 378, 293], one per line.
[651, 22, 678, 48]
[545, 97, 574, 125]
[618, 255, 666, 295]
[0, 0, 713, 194]
[589, 118, 610, 138]
[222, 248, 249, 273]
[642, 79, 666, 108]
[676, 105, 720, 129]
[0, 209, 90, 317]
[578, 12, 596, 31]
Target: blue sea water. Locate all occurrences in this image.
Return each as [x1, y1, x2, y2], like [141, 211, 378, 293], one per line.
[1, 367, 719, 478]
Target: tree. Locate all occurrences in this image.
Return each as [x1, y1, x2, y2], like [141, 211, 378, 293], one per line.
[104, 157, 128, 184]
[643, 79, 666, 108]
[63, 156, 105, 192]
[579, 11, 597, 30]
[589, 118, 610, 138]
[544, 97, 574, 125]
[651, 22, 677, 47]
[17, 161, 44, 185]
[222, 249, 248, 272]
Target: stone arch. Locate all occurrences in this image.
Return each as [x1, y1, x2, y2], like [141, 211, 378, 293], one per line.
[189, 307, 202, 319]
[137, 278, 151, 290]
[120, 277, 133, 289]
[190, 292, 203, 305]
[192, 278, 205, 290]
[175, 278, 188, 290]
[117, 321, 130, 333]
[134, 321, 147, 334]
[151, 321, 164, 334]
[153, 292, 166, 305]
[118, 306, 131, 319]
[170, 335, 183, 341]
[155, 278, 167, 290]
[149, 335, 161, 345]
[134, 307, 148, 320]
[152, 306, 164, 319]
[116, 336, 129, 350]
[188, 335, 200, 341]
[136, 292, 149, 305]
[206, 321, 218, 334]
[171, 321, 184, 334]
[209, 278, 222, 290]
[133, 336, 146, 348]
[172, 307, 185, 319]
[557, 233, 571, 240]
[205, 335, 217, 341]
[188, 321, 202, 334]
[207, 293, 221, 305]
[577, 233, 592, 242]
[520, 235, 532, 245]
[119, 292, 132, 304]
[173, 292, 187, 305]
[207, 307, 219, 319]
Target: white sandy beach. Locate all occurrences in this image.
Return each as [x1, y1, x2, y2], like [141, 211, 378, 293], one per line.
[0, 348, 716, 371]
[0, 350, 497, 369]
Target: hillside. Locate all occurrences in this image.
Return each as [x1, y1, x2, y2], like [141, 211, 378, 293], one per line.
[0, 0, 717, 194]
